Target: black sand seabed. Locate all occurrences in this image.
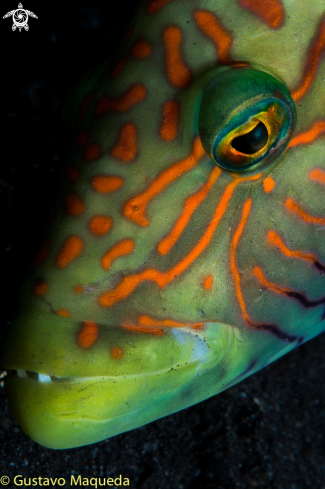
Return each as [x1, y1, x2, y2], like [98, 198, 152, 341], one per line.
[1, 2, 325, 488]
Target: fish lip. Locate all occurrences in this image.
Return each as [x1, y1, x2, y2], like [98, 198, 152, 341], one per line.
[9, 369, 104, 384]
[6, 322, 228, 384]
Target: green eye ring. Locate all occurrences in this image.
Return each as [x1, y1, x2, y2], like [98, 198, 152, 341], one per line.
[199, 68, 297, 173]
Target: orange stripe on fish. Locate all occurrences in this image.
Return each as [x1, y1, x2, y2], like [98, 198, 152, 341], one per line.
[285, 197, 325, 225]
[101, 239, 135, 270]
[163, 26, 193, 89]
[123, 137, 205, 227]
[292, 17, 325, 101]
[95, 84, 147, 115]
[160, 100, 180, 141]
[99, 174, 261, 308]
[122, 323, 164, 336]
[238, 0, 285, 29]
[289, 120, 325, 147]
[157, 166, 222, 255]
[138, 315, 204, 330]
[230, 198, 252, 324]
[56, 236, 83, 269]
[253, 266, 291, 295]
[194, 10, 232, 63]
[267, 230, 325, 268]
[111, 123, 137, 162]
[91, 176, 123, 193]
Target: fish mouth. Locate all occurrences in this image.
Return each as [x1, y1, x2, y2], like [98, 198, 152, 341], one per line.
[16, 369, 64, 382]
[14, 369, 97, 383]
[4, 354, 212, 450]
[3, 312, 244, 449]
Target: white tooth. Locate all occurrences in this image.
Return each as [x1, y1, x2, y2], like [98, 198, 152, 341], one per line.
[17, 369, 28, 378]
[38, 373, 52, 383]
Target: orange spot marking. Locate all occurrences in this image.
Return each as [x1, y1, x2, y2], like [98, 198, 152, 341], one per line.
[146, 0, 173, 14]
[76, 131, 89, 146]
[74, 285, 84, 294]
[111, 123, 137, 162]
[289, 120, 325, 147]
[131, 40, 152, 58]
[78, 321, 98, 349]
[95, 84, 146, 116]
[285, 197, 325, 225]
[123, 137, 205, 227]
[309, 168, 325, 186]
[160, 100, 180, 141]
[56, 236, 83, 269]
[78, 93, 94, 127]
[64, 193, 85, 216]
[56, 309, 71, 317]
[253, 266, 290, 296]
[111, 346, 124, 359]
[34, 281, 48, 296]
[101, 239, 135, 271]
[203, 275, 213, 291]
[83, 143, 101, 162]
[267, 229, 323, 265]
[157, 166, 222, 254]
[263, 176, 276, 193]
[238, 0, 284, 29]
[33, 237, 49, 266]
[65, 166, 80, 183]
[292, 18, 325, 101]
[99, 174, 261, 308]
[91, 175, 123, 193]
[230, 198, 252, 323]
[111, 58, 126, 79]
[163, 26, 192, 89]
[89, 216, 112, 236]
[122, 324, 164, 336]
[194, 10, 232, 62]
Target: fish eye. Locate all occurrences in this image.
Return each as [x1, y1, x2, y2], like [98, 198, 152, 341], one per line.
[198, 67, 297, 173]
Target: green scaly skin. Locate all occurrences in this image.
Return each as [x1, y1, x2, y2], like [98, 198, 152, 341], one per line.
[2, 0, 325, 448]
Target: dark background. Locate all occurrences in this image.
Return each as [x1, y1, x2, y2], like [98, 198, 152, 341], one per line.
[1, 2, 325, 488]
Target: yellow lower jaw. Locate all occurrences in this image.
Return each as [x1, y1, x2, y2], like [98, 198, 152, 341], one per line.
[4, 361, 204, 449]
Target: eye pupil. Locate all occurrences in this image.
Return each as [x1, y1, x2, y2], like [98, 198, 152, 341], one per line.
[231, 121, 268, 155]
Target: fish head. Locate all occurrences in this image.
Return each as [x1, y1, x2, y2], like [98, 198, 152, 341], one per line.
[2, 0, 325, 448]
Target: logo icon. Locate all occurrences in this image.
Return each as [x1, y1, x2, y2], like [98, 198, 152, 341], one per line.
[3, 3, 38, 32]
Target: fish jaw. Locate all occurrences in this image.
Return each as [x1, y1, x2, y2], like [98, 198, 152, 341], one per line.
[4, 309, 325, 448]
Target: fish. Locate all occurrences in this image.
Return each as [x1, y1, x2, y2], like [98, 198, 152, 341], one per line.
[1, 0, 325, 449]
